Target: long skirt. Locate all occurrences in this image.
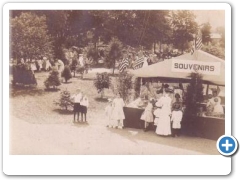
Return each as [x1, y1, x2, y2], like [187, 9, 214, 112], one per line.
[155, 114, 171, 136]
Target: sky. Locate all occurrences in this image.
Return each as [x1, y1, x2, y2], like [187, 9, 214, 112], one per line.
[193, 10, 225, 31]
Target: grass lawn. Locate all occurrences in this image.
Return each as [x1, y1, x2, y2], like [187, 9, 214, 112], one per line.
[9, 69, 219, 155]
[10, 70, 115, 125]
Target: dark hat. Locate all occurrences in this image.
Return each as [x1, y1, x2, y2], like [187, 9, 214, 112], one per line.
[165, 86, 174, 93]
[156, 89, 163, 94]
[175, 93, 180, 99]
[164, 84, 169, 89]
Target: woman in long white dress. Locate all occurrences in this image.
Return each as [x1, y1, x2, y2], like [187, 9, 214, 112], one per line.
[111, 93, 125, 129]
[155, 90, 172, 136]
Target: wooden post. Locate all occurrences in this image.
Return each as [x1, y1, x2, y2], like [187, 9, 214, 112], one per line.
[206, 84, 209, 96]
[140, 78, 143, 97]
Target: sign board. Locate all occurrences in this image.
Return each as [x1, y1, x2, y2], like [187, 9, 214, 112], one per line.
[171, 59, 221, 75]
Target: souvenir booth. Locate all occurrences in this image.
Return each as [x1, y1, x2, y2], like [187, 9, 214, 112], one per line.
[124, 50, 225, 140]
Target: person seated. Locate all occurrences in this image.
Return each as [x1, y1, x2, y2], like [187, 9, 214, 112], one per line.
[206, 94, 215, 114]
[213, 98, 224, 115]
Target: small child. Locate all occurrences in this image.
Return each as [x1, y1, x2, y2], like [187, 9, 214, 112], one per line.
[80, 94, 89, 122]
[171, 103, 183, 137]
[105, 98, 113, 128]
[140, 98, 154, 131]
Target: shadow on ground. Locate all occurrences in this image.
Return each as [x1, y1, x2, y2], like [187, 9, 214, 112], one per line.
[72, 121, 89, 128]
[10, 84, 46, 97]
[107, 127, 218, 155]
[53, 109, 73, 115]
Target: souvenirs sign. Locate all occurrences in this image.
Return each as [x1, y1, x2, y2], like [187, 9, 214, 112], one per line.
[171, 59, 221, 75]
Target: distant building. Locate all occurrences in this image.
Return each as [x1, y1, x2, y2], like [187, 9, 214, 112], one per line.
[210, 33, 222, 45]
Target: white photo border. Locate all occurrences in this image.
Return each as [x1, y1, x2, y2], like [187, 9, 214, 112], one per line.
[3, 2, 231, 175]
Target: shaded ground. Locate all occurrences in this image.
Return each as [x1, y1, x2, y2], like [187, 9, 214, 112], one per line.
[9, 69, 218, 155]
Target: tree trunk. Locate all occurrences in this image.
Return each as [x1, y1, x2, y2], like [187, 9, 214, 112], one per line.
[101, 89, 104, 98]
[112, 59, 115, 74]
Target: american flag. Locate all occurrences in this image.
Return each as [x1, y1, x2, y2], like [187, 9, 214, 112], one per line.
[191, 30, 203, 55]
[119, 58, 129, 73]
[132, 57, 144, 70]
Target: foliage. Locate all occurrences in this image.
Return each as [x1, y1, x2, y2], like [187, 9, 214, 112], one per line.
[54, 89, 73, 110]
[86, 47, 99, 64]
[184, 73, 204, 117]
[93, 72, 111, 98]
[105, 38, 123, 74]
[114, 71, 133, 103]
[216, 26, 225, 48]
[10, 12, 53, 59]
[44, 68, 61, 89]
[134, 77, 141, 99]
[202, 44, 225, 60]
[61, 65, 72, 82]
[169, 10, 198, 53]
[12, 64, 37, 86]
[201, 22, 211, 44]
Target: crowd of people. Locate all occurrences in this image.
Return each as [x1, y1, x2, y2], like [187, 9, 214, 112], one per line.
[140, 85, 184, 137]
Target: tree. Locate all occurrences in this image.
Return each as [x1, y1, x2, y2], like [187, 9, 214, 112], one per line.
[93, 72, 111, 98]
[61, 65, 72, 83]
[54, 89, 73, 110]
[114, 71, 133, 103]
[105, 38, 123, 74]
[201, 22, 211, 44]
[216, 26, 225, 48]
[184, 73, 204, 117]
[10, 12, 53, 59]
[12, 64, 37, 86]
[170, 10, 198, 53]
[87, 47, 99, 64]
[44, 68, 61, 90]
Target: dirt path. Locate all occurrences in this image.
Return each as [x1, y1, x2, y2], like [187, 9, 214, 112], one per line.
[10, 116, 218, 155]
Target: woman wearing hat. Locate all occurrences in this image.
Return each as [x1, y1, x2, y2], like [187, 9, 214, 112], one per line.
[155, 88, 172, 136]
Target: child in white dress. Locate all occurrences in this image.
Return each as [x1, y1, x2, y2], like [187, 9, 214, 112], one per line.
[171, 103, 183, 137]
[141, 98, 154, 131]
[105, 99, 113, 128]
[111, 93, 125, 129]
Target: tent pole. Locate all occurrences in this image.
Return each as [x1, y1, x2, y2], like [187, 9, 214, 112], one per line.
[140, 78, 143, 97]
[206, 84, 209, 96]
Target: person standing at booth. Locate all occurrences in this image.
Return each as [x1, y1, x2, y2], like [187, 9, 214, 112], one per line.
[171, 103, 183, 137]
[141, 98, 154, 132]
[155, 88, 172, 136]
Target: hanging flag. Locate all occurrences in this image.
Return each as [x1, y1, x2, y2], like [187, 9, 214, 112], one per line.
[119, 58, 129, 73]
[132, 57, 145, 70]
[190, 42, 195, 55]
[195, 30, 203, 50]
[191, 30, 203, 55]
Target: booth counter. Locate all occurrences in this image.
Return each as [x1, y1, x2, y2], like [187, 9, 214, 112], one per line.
[123, 106, 224, 140]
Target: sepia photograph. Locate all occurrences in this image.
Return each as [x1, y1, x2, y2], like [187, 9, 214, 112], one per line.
[8, 7, 226, 156]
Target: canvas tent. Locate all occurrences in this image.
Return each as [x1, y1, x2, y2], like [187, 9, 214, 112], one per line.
[130, 50, 225, 86]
